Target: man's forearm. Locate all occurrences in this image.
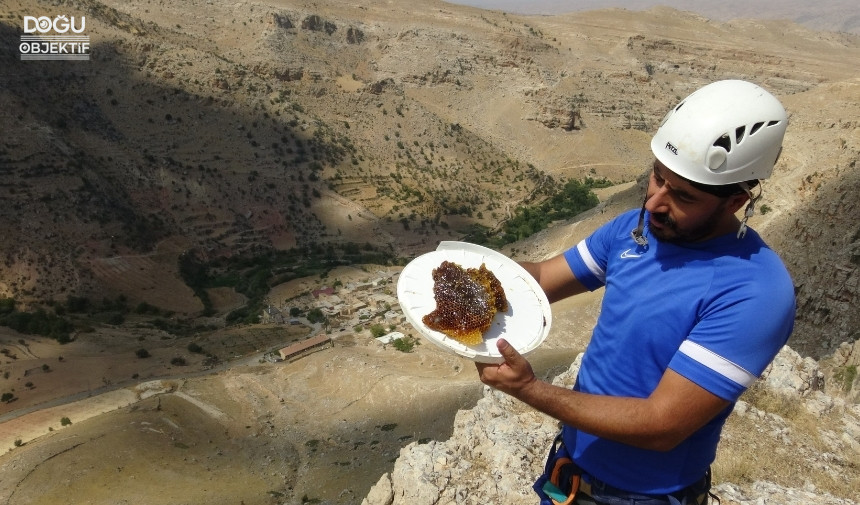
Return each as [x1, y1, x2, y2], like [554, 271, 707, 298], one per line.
[507, 377, 677, 451]
[477, 340, 731, 452]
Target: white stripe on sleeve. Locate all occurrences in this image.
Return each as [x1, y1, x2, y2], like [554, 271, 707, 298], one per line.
[576, 240, 606, 285]
[679, 340, 757, 387]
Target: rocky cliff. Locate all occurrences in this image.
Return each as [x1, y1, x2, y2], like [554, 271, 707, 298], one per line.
[364, 346, 859, 504]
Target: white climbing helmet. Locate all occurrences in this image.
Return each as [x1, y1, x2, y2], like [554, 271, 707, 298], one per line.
[650, 80, 788, 185]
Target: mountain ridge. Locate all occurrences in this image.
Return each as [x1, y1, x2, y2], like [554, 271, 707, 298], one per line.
[0, 1, 858, 503]
[445, 0, 860, 35]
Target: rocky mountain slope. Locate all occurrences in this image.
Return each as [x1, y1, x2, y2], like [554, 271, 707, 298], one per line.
[363, 346, 860, 505]
[2, 0, 859, 360]
[0, 0, 858, 504]
[449, 0, 860, 35]
[2, 0, 858, 361]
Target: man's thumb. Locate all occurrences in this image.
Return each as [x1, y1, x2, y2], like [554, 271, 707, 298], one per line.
[497, 338, 521, 362]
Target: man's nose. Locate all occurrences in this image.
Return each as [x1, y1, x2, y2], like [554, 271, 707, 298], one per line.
[644, 187, 670, 213]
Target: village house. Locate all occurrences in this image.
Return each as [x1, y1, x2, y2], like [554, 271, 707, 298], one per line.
[340, 300, 368, 317]
[383, 310, 404, 324]
[346, 281, 373, 293]
[278, 334, 332, 362]
[261, 305, 285, 324]
[312, 286, 335, 299]
[259, 270, 408, 353]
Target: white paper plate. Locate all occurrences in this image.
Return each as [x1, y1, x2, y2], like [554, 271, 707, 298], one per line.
[397, 241, 552, 363]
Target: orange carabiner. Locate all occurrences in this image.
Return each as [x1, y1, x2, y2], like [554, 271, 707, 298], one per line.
[546, 457, 580, 505]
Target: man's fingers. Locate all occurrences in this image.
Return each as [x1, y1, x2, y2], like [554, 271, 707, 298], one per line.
[497, 338, 521, 363]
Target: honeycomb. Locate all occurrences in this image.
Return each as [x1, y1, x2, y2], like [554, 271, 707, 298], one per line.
[422, 261, 508, 346]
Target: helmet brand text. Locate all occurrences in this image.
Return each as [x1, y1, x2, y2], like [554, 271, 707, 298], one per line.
[664, 142, 678, 155]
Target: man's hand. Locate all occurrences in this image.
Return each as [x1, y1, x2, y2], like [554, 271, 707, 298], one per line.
[475, 338, 538, 398]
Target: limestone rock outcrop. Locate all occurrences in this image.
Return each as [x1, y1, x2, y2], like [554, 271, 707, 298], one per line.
[363, 348, 859, 505]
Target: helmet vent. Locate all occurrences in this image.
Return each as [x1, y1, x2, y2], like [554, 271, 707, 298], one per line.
[750, 121, 765, 135]
[767, 120, 781, 127]
[713, 133, 732, 153]
[735, 126, 746, 144]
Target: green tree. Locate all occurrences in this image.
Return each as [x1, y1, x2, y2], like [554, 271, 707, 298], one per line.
[392, 336, 419, 353]
[65, 296, 91, 313]
[0, 298, 15, 314]
[307, 308, 326, 324]
[370, 324, 387, 338]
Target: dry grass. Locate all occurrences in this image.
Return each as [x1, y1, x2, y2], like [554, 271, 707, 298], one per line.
[714, 383, 858, 500]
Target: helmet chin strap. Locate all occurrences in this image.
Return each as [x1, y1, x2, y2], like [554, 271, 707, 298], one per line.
[736, 181, 762, 239]
[630, 195, 649, 246]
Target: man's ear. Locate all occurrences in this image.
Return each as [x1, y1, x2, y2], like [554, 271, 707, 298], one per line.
[727, 192, 750, 214]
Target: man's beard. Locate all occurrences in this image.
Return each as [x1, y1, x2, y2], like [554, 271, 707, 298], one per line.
[649, 206, 726, 243]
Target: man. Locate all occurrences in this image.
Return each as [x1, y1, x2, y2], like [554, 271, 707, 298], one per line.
[476, 80, 796, 505]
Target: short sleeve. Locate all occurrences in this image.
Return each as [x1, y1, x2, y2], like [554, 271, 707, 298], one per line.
[562, 211, 637, 291]
[668, 257, 795, 401]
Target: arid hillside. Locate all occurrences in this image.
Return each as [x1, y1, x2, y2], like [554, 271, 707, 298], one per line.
[448, 0, 860, 35]
[1, 1, 858, 328]
[0, 1, 858, 504]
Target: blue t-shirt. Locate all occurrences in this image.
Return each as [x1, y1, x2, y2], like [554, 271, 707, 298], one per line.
[561, 209, 795, 494]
